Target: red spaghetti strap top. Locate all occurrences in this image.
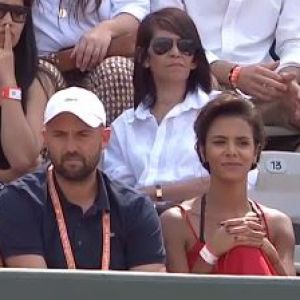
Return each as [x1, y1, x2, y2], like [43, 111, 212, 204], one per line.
[176, 205, 204, 271]
[177, 201, 277, 275]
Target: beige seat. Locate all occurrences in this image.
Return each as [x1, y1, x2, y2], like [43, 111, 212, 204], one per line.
[249, 151, 300, 223]
[249, 151, 300, 273]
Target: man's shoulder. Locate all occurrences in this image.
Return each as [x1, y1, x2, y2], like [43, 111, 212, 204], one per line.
[102, 172, 155, 213]
[0, 165, 48, 206]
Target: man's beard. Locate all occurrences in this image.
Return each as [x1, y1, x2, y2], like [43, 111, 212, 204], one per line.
[49, 151, 100, 182]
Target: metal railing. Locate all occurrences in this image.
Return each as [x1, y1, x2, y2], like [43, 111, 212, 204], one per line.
[1, 269, 300, 300]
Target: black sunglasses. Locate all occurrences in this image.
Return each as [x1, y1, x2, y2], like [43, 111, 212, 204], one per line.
[150, 37, 197, 56]
[0, 3, 28, 24]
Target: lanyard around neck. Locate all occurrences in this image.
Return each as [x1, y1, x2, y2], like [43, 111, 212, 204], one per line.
[47, 164, 110, 270]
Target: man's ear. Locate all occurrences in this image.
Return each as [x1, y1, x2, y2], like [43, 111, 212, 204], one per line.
[101, 127, 111, 148]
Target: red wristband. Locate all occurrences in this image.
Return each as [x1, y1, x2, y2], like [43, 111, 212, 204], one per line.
[1, 87, 22, 101]
[229, 65, 242, 89]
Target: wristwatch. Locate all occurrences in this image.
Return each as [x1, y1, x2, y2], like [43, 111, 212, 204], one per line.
[155, 184, 163, 202]
[1, 87, 22, 101]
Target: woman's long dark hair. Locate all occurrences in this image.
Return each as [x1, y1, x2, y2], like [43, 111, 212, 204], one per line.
[60, 0, 102, 20]
[35, 0, 102, 19]
[13, 0, 37, 110]
[133, 8, 212, 109]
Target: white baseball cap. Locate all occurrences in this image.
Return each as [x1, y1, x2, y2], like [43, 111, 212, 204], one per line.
[44, 87, 106, 127]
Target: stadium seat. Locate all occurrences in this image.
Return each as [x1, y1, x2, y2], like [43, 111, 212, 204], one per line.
[249, 151, 300, 273]
[249, 151, 300, 223]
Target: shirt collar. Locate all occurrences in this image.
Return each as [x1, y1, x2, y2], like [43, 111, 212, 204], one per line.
[96, 171, 110, 212]
[51, 169, 110, 215]
[129, 88, 210, 123]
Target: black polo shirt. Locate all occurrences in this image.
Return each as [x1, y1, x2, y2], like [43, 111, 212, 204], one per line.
[0, 166, 165, 269]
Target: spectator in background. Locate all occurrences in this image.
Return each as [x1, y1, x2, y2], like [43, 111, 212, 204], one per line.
[103, 8, 214, 210]
[151, 0, 300, 149]
[161, 93, 295, 276]
[0, 0, 54, 182]
[33, 0, 150, 124]
[0, 87, 165, 271]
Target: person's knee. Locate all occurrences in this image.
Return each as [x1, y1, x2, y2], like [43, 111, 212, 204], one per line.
[82, 56, 135, 124]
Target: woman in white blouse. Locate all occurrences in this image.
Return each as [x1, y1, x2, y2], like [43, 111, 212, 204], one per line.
[103, 8, 213, 206]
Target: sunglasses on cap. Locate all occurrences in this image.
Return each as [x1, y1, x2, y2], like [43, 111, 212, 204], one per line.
[0, 3, 28, 24]
[150, 37, 197, 56]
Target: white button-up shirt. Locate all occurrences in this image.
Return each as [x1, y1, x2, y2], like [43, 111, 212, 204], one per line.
[33, 0, 150, 55]
[103, 89, 212, 188]
[103, 88, 258, 189]
[151, 0, 300, 68]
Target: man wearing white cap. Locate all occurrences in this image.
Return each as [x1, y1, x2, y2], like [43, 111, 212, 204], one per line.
[0, 87, 165, 271]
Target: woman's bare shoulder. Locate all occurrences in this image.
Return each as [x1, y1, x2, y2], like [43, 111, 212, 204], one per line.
[160, 197, 201, 225]
[181, 197, 202, 213]
[258, 203, 291, 223]
[257, 203, 294, 239]
[160, 205, 184, 224]
[159, 206, 187, 243]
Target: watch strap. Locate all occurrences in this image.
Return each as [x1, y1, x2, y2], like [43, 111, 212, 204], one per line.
[155, 184, 163, 201]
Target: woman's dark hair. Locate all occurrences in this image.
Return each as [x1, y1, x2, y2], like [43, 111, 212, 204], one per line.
[133, 7, 212, 109]
[35, 1, 102, 21]
[13, 0, 37, 111]
[58, 0, 102, 21]
[194, 92, 265, 171]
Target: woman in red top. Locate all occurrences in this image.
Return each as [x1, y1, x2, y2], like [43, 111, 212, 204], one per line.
[161, 92, 296, 275]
